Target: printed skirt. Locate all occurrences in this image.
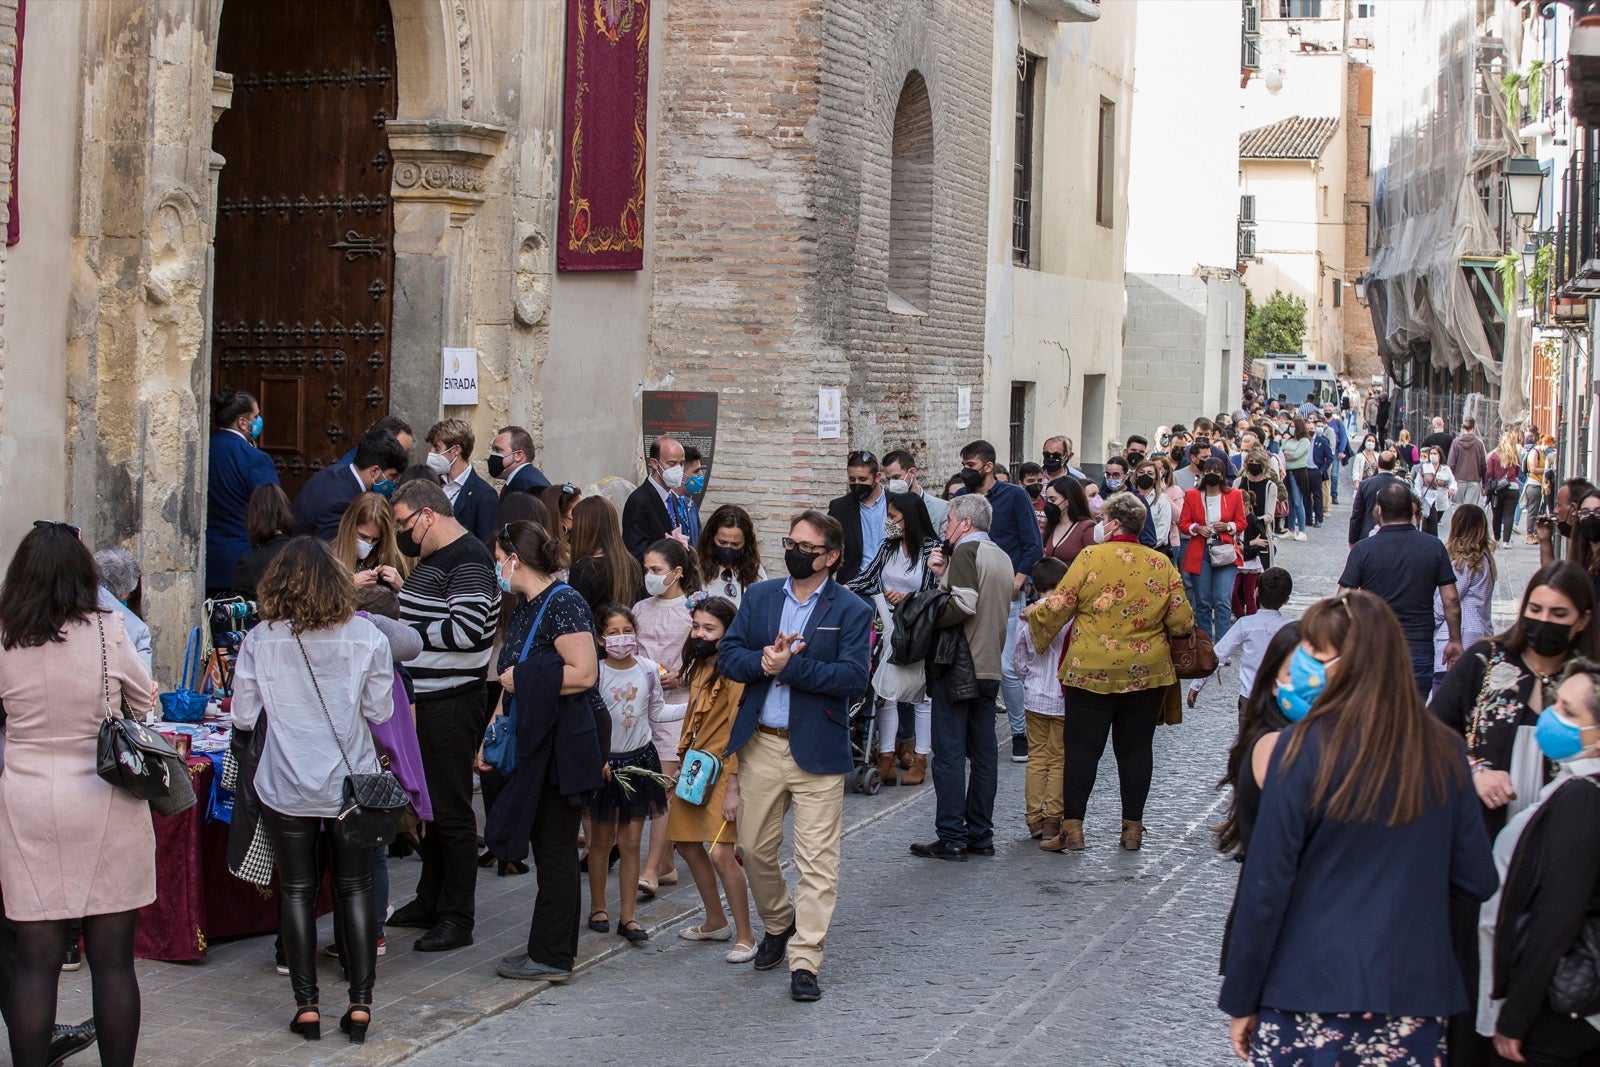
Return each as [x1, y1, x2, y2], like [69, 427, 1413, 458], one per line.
[1251, 1009, 1446, 1067]
[589, 742, 669, 823]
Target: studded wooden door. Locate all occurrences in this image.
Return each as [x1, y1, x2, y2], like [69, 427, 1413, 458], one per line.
[211, 0, 397, 497]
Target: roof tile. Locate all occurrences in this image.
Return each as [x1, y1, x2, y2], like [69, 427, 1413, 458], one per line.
[1239, 116, 1340, 160]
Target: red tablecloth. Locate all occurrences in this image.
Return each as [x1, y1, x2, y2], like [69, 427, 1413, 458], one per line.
[135, 756, 279, 962]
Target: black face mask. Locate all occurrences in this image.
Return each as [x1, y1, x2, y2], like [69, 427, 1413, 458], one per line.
[1583, 515, 1600, 544]
[1202, 473, 1224, 489]
[486, 452, 510, 480]
[939, 538, 956, 558]
[1522, 617, 1576, 657]
[1126, 451, 1145, 466]
[1559, 518, 1574, 538]
[1042, 453, 1064, 473]
[684, 636, 719, 662]
[396, 519, 425, 558]
[847, 482, 872, 501]
[1170, 448, 1186, 464]
[1245, 462, 1265, 476]
[957, 467, 986, 492]
[1042, 501, 1061, 529]
[1135, 474, 1156, 491]
[1024, 482, 1042, 499]
[714, 545, 742, 565]
[784, 545, 822, 581]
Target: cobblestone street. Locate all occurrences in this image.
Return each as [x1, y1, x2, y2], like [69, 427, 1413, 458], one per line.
[48, 498, 1545, 1067]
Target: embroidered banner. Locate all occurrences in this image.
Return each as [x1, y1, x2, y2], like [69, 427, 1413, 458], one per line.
[558, 0, 649, 272]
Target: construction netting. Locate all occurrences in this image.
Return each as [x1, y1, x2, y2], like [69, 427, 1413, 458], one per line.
[1368, 0, 1529, 427]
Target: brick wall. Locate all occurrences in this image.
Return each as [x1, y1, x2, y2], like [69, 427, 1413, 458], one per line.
[1343, 61, 1381, 382]
[648, 0, 992, 546]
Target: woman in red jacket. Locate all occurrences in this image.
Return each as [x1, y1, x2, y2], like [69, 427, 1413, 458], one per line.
[1179, 457, 1246, 642]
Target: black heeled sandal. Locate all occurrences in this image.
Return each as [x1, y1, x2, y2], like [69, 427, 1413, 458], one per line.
[340, 1004, 370, 1044]
[289, 1006, 320, 1041]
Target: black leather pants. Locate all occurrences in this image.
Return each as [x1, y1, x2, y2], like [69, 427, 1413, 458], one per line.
[261, 807, 375, 1008]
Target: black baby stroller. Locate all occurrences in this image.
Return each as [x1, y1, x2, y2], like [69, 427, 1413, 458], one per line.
[845, 615, 885, 795]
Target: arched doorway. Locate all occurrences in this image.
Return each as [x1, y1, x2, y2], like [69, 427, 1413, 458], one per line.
[211, 0, 399, 496]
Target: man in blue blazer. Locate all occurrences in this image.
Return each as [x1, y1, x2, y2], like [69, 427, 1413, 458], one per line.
[719, 510, 872, 1004]
[205, 389, 279, 594]
[489, 425, 551, 498]
[424, 418, 498, 545]
[292, 430, 408, 539]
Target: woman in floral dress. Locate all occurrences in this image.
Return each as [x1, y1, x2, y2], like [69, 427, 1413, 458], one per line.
[1427, 558, 1598, 1065]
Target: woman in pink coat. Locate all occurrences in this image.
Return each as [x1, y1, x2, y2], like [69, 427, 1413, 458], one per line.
[0, 521, 156, 1067]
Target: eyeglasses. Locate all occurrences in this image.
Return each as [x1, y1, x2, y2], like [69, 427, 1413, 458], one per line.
[781, 537, 825, 554]
[33, 520, 80, 538]
[1579, 508, 1600, 521]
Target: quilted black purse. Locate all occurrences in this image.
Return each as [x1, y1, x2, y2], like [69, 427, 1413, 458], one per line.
[93, 613, 196, 816]
[294, 633, 408, 848]
[1550, 777, 1600, 1017]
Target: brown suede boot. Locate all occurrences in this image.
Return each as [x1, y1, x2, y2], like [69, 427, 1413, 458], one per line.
[1027, 818, 1044, 840]
[1120, 819, 1144, 851]
[895, 739, 915, 769]
[875, 752, 899, 787]
[900, 753, 927, 786]
[1035, 817, 1060, 844]
[1041, 819, 1084, 852]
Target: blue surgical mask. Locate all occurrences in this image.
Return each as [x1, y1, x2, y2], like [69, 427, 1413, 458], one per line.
[496, 559, 515, 594]
[1536, 705, 1597, 762]
[249, 414, 264, 439]
[684, 473, 707, 494]
[373, 479, 397, 498]
[1275, 647, 1337, 722]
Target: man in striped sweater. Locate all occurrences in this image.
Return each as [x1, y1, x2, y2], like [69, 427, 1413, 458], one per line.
[387, 479, 501, 952]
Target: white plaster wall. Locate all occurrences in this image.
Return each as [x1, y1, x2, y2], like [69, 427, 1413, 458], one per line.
[0, 0, 79, 559]
[984, 0, 1135, 465]
[1125, 0, 1241, 274]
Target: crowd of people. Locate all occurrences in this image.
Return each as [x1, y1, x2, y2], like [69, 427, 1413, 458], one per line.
[0, 381, 1597, 1066]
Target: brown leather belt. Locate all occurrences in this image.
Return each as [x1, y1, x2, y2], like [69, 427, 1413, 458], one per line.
[756, 724, 790, 739]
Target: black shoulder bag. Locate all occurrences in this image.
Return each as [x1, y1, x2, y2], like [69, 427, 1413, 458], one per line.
[1549, 775, 1600, 1017]
[294, 632, 408, 848]
[94, 612, 196, 817]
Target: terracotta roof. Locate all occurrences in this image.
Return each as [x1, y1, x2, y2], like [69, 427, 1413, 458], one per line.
[1239, 116, 1340, 160]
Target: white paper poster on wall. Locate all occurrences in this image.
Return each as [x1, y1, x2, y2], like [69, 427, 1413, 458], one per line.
[818, 388, 842, 440]
[956, 386, 972, 429]
[442, 348, 479, 406]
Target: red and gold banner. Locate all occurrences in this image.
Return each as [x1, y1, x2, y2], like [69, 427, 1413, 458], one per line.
[558, 0, 649, 272]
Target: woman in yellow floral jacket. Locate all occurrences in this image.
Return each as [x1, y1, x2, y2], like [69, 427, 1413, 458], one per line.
[1025, 492, 1195, 854]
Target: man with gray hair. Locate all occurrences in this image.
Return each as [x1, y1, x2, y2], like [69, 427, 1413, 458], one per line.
[911, 493, 1015, 861]
[94, 548, 151, 673]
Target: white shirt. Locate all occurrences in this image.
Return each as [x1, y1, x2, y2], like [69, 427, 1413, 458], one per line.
[599, 657, 666, 753]
[1189, 608, 1294, 699]
[443, 465, 470, 504]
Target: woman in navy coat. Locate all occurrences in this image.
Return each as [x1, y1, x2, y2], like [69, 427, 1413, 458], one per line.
[1220, 590, 1497, 1064]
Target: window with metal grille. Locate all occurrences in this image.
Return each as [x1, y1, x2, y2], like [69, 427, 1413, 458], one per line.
[1355, 2, 1376, 16]
[1013, 52, 1039, 267]
[1242, 34, 1260, 70]
[1240, 194, 1256, 223]
[1096, 98, 1115, 229]
[1009, 382, 1034, 476]
[1332, 279, 1342, 308]
[1277, 0, 1321, 16]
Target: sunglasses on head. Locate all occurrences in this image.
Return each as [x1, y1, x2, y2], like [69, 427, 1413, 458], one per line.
[33, 520, 80, 538]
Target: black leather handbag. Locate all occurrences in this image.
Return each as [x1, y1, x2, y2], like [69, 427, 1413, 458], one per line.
[294, 634, 408, 848]
[94, 613, 197, 816]
[1550, 915, 1600, 1017]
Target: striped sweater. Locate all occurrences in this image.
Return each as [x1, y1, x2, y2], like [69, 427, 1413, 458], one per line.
[398, 533, 500, 697]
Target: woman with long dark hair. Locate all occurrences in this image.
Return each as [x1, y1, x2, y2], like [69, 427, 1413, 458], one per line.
[232, 536, 395, 1044]
[0, 521, 156, 1067]
[696, 504, 765, 608]
[567, 495, 645, 615]
[231, 483, 295, 596]
[1215, 622, 1298, 972]
[1041, 476, 1095, 567]
[1221, 591, 1497, 1064]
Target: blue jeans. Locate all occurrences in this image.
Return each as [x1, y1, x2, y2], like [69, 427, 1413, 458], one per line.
[1286, 473, 1307, 533]
[930, 677, 1000, 849]
[999, 595, 1026, 738]
[1411, 652, 1433, 698]
[1184, 557, 1236, 643]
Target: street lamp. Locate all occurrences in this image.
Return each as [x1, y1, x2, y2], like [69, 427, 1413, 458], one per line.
[1353, 274, 1367, 304]
[1504, 155, 1545, 220]
[1522, 239, 1541, 276]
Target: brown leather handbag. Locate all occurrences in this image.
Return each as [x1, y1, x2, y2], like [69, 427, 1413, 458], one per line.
[1169, 627, 1218, 680]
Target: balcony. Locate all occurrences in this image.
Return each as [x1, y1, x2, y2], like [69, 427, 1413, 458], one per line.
[1572, 15, 1600, 127]
[1555, 130, 1600, 298]
[1021, 0, 1100, 23]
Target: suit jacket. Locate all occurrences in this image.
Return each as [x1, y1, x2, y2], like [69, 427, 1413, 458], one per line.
[292, 462, 365, 540]
[206, 430, 280, 590]
[1346, 470, 1403, 544]
[451, 468, 498, 545]
[501, 463, 551, 498]
[825, 494, 866, 584]
[1178, 488, 1247, 573]
[720, 577, 872, 776]
[622, 479, 674, 561]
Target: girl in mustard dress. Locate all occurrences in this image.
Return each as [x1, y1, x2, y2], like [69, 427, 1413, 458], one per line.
[667, 596, 756, 962]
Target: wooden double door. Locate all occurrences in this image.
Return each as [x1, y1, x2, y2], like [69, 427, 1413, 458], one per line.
[211, 0, 398, 497]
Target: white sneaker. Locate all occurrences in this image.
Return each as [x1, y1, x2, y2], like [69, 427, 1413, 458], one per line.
[1294, 532, 1307, 542]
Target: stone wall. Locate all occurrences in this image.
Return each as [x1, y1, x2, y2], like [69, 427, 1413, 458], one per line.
[1122, 271, 1245, 438]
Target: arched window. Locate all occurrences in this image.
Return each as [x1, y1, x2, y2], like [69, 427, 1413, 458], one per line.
[888, 71, 933, 313]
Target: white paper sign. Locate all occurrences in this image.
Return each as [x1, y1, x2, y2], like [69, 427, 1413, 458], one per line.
[819, 388, 841, 440]
[442, 348, 479, 406]
[956, 386, 972, 429]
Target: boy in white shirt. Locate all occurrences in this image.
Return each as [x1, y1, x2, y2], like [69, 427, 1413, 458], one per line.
[1187, 567, 1294, 721]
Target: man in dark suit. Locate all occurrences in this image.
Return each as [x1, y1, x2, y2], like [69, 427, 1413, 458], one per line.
[1346, 449, 1405, 546]
[719, 511, 872, 1004]
[292, 430, 408, 538]
[622, 435, 687, 560]
[336, 414, 414, 466]
[488, 425, 551, 498]
[205, 388, 280, 595]
[825, 449, 887, 584]
[425, 418, 497, 544]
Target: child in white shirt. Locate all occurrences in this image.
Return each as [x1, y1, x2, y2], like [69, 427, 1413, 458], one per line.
[1187, 567, 1295, 720]
[1015, 558, 1069, 843]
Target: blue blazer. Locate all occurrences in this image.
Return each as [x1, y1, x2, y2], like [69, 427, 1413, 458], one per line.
[1218, 722, 1497, 1020]
[720, 577, 872, 776]
[502, 463, 551, 498]
[292, 463, 365, 540]
[206, 430, 279, 590]
[452, 468, 498, 545]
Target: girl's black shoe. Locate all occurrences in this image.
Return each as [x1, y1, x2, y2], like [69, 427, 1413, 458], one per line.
[289, 1007, 320, 1041]
[340, 1005, 370, 1045]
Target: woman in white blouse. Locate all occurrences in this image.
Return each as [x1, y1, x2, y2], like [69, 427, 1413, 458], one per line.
[1413, 445, 1457, 537]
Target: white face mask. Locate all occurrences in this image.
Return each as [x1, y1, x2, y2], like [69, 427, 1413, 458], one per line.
[660, 463, 685, 489]
[356, 539, 375, 561]
[1092, 521, 1108, 544]
[425, 450, 452, 476]
[644, 571, 672, 597]
[886, 478, 911, 495]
